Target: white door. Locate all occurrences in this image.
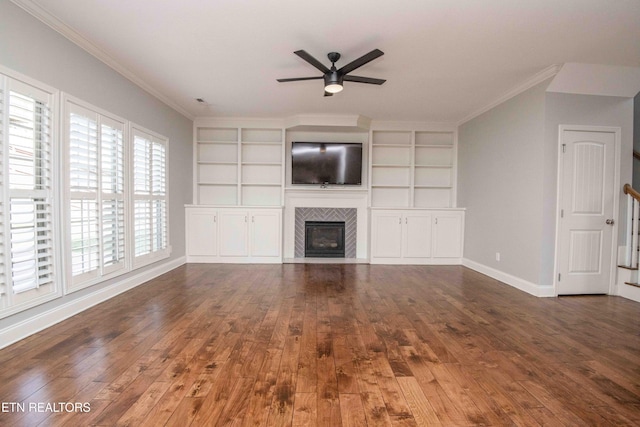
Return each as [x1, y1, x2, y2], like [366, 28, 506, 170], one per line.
[250, 210, 281, 257]
[404, 212, 432, 258]
[219, 210, 249, 257]
[557, 129, 617, 295]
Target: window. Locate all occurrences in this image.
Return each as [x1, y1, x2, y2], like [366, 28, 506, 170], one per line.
[64, 98, 126, 290]
[0, 72, 61, 317]
[131, 126, 169, 267]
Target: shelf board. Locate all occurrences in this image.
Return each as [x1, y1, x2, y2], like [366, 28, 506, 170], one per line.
[414, 165, 453, 168]
[372, 144, 412, 148]
[241, 141, 282, 146]
[241, 162, 282, 166]
[415, 144, 454, 148]
[198, 182, 238, 186]
[241, 183, 282, 187]
[371, 185, 411, 189]
[414, 185, 452, 189]
[197, 140, 238, 145]
[198, 161, 238, 165]
[371, 164, 411, 168]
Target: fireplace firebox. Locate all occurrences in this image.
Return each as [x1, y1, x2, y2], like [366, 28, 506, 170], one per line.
[305, 221, 346, 257]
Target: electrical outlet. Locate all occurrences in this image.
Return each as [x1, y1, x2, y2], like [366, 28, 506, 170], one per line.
[496, 252, 501, 261]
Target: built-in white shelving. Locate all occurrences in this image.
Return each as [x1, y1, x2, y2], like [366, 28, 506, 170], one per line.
[370, 129, 455, 208]
[195, 126, 284, 206]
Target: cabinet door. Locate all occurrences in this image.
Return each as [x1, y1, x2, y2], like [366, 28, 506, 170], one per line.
[371, 211, 403, 258]
[404, 212, 432, 258]
[219, 210, 249, 257]
[433, 214, 463, 258]
[186, 210, 217, 256]
[250, 210, 281, 257]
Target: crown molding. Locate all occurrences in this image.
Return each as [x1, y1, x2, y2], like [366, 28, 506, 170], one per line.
[457, 64, 561, 127]
[10, 0, 194, 120]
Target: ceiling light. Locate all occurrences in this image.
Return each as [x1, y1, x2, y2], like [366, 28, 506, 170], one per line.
[324, 83, 343, 94]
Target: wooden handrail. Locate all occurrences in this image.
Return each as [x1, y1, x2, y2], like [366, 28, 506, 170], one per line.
[624, 183, 640, 202]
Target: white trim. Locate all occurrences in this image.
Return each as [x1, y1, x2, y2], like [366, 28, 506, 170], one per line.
[457, 64, 561, 126]
[553, 125, 621, 296]
[463, 258, 555, 297]
[9, 0, 193, 120]
[0, 256, 185, 350]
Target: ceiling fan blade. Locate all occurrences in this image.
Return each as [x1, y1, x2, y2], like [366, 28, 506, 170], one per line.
[277, 76, 324, 82]
[324, 91, 333, 97]
[338, 49, 384, 75]
[294, 50, 330, 73]
[343, 75, 386, 85]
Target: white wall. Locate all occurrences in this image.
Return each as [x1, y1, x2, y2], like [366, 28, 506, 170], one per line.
[457, 80, 548, 288]
[0, 2, 192, 333]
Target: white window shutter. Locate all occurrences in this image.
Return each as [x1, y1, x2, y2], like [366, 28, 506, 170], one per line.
[7, 82, 55, 295]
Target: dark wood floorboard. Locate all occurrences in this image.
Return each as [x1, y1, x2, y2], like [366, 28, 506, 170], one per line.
[1, 264, 640, 426]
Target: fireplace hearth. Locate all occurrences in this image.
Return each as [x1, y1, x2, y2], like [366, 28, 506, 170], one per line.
[305, 221, 346, 257]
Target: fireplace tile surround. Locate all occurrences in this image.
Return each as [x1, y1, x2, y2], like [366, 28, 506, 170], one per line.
[295, 208, 356, 258]
[283, 189, 369, 261]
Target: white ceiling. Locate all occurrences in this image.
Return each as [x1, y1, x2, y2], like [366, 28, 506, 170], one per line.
[20, 0, 640, 122]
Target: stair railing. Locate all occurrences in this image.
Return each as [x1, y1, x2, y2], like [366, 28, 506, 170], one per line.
[623, 183, 640, 268]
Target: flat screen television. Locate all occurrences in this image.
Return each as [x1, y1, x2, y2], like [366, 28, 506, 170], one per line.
[291, 142, 362, 185]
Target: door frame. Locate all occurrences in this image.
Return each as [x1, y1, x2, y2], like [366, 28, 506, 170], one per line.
[553, 124, 621, 296]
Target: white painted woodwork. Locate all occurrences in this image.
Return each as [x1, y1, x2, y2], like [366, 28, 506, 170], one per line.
[433, 214, 464, 258]
[404, 212, 432, 258]
[250, 210, 282, 257]
[185, 209, 217, 256]
[370, 209, 464, 264]
[219, 210, 249, 257]
[186, 206, 282, 263]
[371, 212, 403, 258]
[370, 130, 456, 209]
[557, 128, 617, 295]
[195, 126, 283, 206]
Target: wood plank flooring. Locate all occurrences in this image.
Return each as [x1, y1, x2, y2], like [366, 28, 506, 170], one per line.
[1, 264, 640, 426]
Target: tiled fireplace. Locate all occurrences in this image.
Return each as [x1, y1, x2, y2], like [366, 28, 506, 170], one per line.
[283, 189, 369, 261]
[295, 208, 357, 258]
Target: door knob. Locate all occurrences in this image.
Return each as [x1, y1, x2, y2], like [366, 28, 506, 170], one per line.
[606, 219, 615, 225]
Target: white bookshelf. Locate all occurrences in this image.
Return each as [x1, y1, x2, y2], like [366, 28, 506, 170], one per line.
[370, 129, 455, 208]
[195, 126, 284, 206]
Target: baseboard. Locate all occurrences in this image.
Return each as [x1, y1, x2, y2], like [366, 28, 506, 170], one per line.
[0, 256, 186, 350]
[463, 258, 555, 297]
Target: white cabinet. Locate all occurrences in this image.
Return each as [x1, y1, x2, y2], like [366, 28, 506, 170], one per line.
[186, 207, 282, 263]
[433, 213, 463, 259]
[186, 208, 218, 256]
[251, 210, 282, 257]
[219, 210, 249, 257]
[370, 209, 464, 264]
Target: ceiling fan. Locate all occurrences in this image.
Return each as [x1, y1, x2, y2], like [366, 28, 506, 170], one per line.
[277, 49, 386, 96]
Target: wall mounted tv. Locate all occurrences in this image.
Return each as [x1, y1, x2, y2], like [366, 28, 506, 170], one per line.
[291, 142, 363, 185]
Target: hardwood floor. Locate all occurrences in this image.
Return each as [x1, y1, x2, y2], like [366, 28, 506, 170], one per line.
[1, 264, 640, 426]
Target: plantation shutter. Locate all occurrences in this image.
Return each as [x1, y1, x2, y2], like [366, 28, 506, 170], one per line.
[132, 128, 168, 266]
[100, 117, 125, 274]
[66, 100, 127, 289]
[0, 85, 5, 301]
[7, 80, 55, 294]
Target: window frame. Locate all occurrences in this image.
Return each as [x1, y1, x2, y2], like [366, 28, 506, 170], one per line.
[62, 95, 129, 293]
[0, 66, 62, 318]
[130, 124, 170, 269]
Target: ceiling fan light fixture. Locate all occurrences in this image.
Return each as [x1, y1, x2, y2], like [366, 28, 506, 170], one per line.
[324, 83, 343, 93]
